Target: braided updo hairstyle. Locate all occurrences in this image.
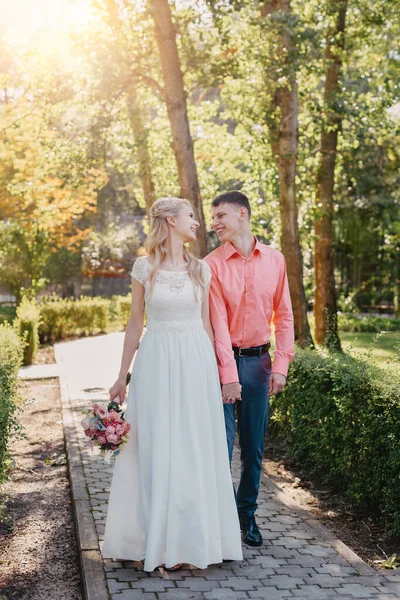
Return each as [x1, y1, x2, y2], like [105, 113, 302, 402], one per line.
[144, 197, 207, 299]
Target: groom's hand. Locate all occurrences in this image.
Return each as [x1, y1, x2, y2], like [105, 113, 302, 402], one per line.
[268, 373, 286, 396]
[222, 382, 242, 404]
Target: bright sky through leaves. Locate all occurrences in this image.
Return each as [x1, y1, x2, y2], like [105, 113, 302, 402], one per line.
[0, 0, 93, 56]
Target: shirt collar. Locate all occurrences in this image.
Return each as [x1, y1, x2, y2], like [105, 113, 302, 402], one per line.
[223, 237, 266, 260]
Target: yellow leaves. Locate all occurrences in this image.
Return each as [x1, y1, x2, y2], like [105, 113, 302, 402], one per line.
[0, 108, 107, 252]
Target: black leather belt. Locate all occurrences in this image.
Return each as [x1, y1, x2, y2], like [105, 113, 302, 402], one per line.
[232, 341, 271, 357]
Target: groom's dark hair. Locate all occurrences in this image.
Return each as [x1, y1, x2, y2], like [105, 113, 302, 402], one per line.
[212, 190, 251, 218]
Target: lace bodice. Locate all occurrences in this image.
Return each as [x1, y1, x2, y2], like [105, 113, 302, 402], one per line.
[131, 256, 211, 331]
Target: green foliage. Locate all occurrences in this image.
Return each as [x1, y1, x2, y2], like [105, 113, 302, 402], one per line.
[0, 306, 16, 325]
[0, 324, 23, 491]
[14, 298, 41, 366]
[111, 295, 132, 329]
[81, 222, 140, 277]
[0, 221, 50, 303]
[39, 296, 111, 342]
[270, 348, 400, 536]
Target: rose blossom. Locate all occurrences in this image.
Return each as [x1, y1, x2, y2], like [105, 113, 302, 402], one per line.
[81, 416, 91, 430]
[105, 425, 115, 435]
[115, 423, 125, 436]
[106, 433, 119, 444]
[108, 410, 120, 422]
[92, 403, 108, 418]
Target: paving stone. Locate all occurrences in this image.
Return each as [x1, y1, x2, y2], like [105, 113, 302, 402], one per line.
[263, 547, 296, 559]
[260, 575, 305, 589]
[302, 574, 345, 587]
[286, 556, 323, 568]
[275, 566, 316, 578]
[159, 593, 205, 600]
[203, 590, 250, 600]
[335, 583, 380, 597]
[272, 538, 308, 549]
[176, 579, 221, 592]
[317, 565, 360, 577]
[287, 530, 317, 540]
[289, 586, 335, 598]
[129, 579, 176, 592]
[248, 589, 293, 599]
[251, 556, 286, 568]
[231, 565, 275, 578]
[113, 568, 143, 581]
[111, 592, 158, 599]
[107, 579, 130, 592]
[298, 545, 337, 558]
[219, 577, 259, 591]
[375, 585, 400, 596]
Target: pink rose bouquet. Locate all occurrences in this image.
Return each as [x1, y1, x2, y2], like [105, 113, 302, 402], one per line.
[81, 401, 131, 463]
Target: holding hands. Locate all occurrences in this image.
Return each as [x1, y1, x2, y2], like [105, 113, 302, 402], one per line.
[221, 373, 286, 404]
[222, 382, 242, 404]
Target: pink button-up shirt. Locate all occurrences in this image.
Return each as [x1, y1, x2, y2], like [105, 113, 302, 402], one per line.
[205, 238, 295, 384]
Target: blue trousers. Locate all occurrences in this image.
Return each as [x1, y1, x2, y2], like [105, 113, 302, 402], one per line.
[223, 351, 271, 519]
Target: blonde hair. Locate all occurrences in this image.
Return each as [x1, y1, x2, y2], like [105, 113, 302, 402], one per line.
[145, 197, 207, 299]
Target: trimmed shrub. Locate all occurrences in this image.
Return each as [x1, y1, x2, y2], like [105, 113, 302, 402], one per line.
[39, 296, 111, 342]
[270, 348, 400, 536]
[113, 294, 132, 329]
[14, 297, 41, 365]
[0, 324, 23, 489]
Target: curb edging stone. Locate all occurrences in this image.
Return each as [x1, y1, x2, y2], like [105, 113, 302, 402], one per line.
[55, 343, 110, 600]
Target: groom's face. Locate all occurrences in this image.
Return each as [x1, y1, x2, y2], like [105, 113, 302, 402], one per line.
[211, 203, 242, 243]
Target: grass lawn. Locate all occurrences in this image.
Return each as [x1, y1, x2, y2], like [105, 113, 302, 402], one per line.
[0, 305, 16, 324]
[340, 331, 400, 367]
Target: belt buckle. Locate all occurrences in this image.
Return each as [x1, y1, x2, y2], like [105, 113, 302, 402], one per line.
[238, 347, 245, 357]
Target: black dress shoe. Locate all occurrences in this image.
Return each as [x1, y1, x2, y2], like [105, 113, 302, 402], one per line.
[239, 514, 263, 547]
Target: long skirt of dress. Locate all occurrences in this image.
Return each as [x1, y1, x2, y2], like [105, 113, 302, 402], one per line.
[101, 326, 243, 572]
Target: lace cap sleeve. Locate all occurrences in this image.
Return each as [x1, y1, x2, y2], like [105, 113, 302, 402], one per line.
[201, 260, 211, 286]
[131, 256, 150, 286]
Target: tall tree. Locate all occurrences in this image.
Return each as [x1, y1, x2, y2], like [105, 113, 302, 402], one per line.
[103, 0, 156, 216]
[261, 0, 313, 347]
[148, 0, 208, 257]
[313, 0, 348, 348]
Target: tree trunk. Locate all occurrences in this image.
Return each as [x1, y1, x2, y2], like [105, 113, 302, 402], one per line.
[104, 0, 155, 217]
[314, 0, 347, 349]
[148, 0, 208, 257]
[261, 0, 313, 348]
[127, 93, 156, 216]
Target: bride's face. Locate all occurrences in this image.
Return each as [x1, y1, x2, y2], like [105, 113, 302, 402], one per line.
[169, 203, 199, 242]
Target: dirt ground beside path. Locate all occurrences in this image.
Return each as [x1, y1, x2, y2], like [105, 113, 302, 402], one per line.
[0, 378, 82, 600]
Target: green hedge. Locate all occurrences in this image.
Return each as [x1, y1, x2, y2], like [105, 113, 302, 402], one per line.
[0, 324, 23, 490]
[270, 348, 400, 536]
[39, 296, 111, 342]
[14, 297, 41, 365]
[112, 294, 132, 329]
[338, 314, 400, 333]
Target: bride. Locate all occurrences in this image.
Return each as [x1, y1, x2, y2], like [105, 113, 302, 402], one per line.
[102, 197, 243, 572]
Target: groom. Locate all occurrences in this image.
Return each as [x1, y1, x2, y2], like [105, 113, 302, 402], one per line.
[205, 190, 295, 547]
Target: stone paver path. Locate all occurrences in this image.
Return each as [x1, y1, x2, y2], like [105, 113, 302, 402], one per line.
[56, 334, 400, 600]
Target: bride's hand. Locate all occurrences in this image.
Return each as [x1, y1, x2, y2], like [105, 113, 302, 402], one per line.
[109, 376, 127, 405]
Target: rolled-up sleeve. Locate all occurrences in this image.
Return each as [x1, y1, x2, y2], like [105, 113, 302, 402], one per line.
[207, 262, 239, 384]
[271, 255, 295, 376]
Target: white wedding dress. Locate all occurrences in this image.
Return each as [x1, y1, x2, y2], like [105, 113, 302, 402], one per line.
[102, 256, 242, 571]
